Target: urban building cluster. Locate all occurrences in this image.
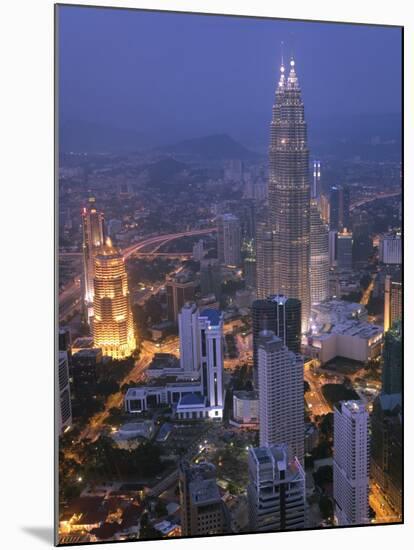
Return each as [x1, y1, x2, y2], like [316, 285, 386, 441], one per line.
[57, 53, 402, 544]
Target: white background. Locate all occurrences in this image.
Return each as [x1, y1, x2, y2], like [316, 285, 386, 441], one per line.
[0, 0, 412, 548]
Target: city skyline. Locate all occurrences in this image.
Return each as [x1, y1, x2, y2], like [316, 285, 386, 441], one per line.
[57, 5, 403, 546]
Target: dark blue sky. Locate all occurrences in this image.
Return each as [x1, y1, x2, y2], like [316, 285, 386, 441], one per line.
[58, 6, 402, 149]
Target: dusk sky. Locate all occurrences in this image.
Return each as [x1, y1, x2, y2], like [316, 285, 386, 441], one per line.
[58, 6, 402, 149]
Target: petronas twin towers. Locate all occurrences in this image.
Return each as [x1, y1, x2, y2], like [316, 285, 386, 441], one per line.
[258, 57, 312, 331]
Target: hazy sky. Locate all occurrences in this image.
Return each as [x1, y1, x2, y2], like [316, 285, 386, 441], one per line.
[58, 5, 402, 148]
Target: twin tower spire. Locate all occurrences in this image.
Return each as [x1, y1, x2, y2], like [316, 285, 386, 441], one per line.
[278, 45, 299, 90]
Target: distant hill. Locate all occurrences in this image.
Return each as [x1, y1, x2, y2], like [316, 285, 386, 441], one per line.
[158, 133, 260, 161]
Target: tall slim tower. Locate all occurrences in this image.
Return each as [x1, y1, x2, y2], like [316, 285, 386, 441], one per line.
[252, 295, 301, 387]
[217, 213, 242, 267]
[92, 239, 136, 359]
[333, 400, 370, 526]
[384, 273, 402, 332]
[198, 309, 224, 419]
[268, 58, 310, 331]
[178, 302, 200, 375]
[82, 197, 104, 309]
[310, 199, 329, 304]
[257, 330, 304, 464]
[336, 229, 353, 271]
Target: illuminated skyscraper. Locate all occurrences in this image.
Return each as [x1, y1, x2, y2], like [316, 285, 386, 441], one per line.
[268, 58, 310, 331]
[384, 273, 402, 332]
[82, 197, 104, 310]
[92, 239, 136, 359]
[310, 199, 329, 304]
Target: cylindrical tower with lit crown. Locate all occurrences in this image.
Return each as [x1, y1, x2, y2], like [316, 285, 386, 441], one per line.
[92, 239, 136, 359]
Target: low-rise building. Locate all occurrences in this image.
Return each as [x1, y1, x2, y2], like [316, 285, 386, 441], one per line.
[311, 300, 368, 326]
[232, 390, 259, 427]
[304, 320, 383, 365]
[305, 423, 319, 454]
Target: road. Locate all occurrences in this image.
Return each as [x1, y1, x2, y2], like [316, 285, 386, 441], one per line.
[121, 227, 216, 260]
[360, 273, 377, 306]
[59, 277, 82, 320]
[370, 482, 401, 524]
[350, 190, 401, 212]
[304, 362, 332, 419]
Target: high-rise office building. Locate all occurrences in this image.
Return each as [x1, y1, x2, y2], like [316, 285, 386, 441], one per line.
[257, 331, 304, 463]
[198, 309, 224, 419]
[329, 185, 350, 231]
[339, 185, 351, 230]
[328, 230, 337, 267]
[252, 295, 301, 387]
[352, 218, 373, 268]
[192, 239, 205, 262]
[176, 305, 224, 419]
[370, 393, 402, 519]
[310, 199, 329, 304]
[247, 444, 305, 532]
[166, 272, 195, 323]
[71, 348, 102, 400]
[59, 327, 71, 354]
[243, 256, 256, 289]
[336, 229, 353, 271]
[382, 321, 402, 395]
[312, 160, 321, 199]
[329, 186, 340, 231]
[333, 400, 370, 526]
[384, 273, 402, 332]
[57, 351, 72, 434]
[178, 302, 200, 374]
[217, 213, 241, 266]
[200, 258, 221, 300]
[255, 223, 277, 300]
[82, 197, 104, 309]
[379, 233, 402, 265]
[268, 58, 311, 331]
[238, 199, 256, 242]
[320, 193, 330, 225]
[92, 240, 136, 359]
[179, 461, 228, 537]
